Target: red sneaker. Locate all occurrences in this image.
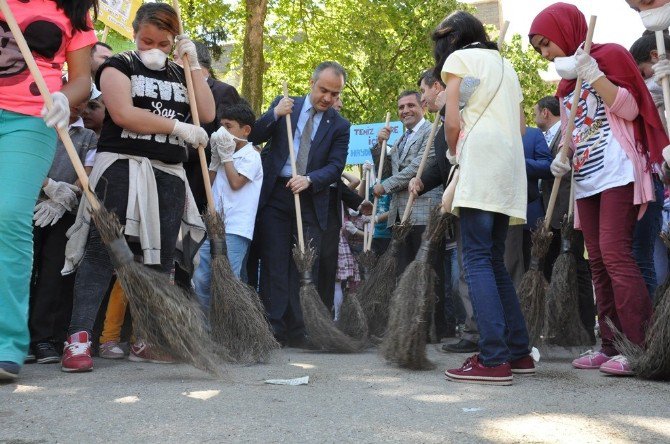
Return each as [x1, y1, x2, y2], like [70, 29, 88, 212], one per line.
[61, 332, 93, 373]
[445, 354, 513, 386]
[511, 355, 536, 374]
[129, 341, 174, 364]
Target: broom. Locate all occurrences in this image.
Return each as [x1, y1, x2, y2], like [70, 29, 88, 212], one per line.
[518, 15, 597, 347]
[336, 169, 371, 343]
[607, 30, 670, 380]
[282, 83, 363, 353]
[359, 112, 418, 338]
[172, 1, 278, 363]
[358, 168, 378, 276]
[381, 207, 450, 370]
[0, 0, 220, 375]
[654, 225, 670, 306]
[544, 178, 593, 346]
[379, 117, 442, 370]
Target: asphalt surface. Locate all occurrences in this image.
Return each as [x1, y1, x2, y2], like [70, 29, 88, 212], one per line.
[1, 344, 669, 443]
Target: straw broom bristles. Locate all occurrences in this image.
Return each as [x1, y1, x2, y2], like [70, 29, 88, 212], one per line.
[93, 205, 222, 376]
[381, 208, 449, 370]
[293, 243, 364, 352]
[518, 223, 553, 346]
[544, 214, 593, 346]
[205, 212, 279, 364]
[337, 290, 369, 342]
[358, 222, 412, 338]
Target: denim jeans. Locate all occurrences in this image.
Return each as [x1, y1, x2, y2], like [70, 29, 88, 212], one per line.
[633, 175, 664, 299]
[69, 161, 186, 335]
[459, 208, 530, 366]
[443, 248, 465, 325]
[193, 234, 251, 315]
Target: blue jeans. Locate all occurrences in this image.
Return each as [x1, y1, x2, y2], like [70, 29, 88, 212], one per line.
[459, 208, 530, 366]
[193, 234, 251, 314]
[633, 176, 664, 299]
[443, 248, 465, 325]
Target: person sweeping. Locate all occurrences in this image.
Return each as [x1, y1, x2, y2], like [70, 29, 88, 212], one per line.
[60, 2, 215, 373]
[530, 2, 668, 377]
[433, 11, 533, 386]
[0, 0, 98, 381]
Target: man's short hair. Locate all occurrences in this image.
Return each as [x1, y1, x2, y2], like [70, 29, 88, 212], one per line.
[398, 90, 421, 104]
[536, 96, 560, 117]
[218, 99, 256, 129]
[92, 41, 113, 53]
[630, 33, 670, 64]
[417, 69, 444, 88]
[311, 61, 347, 83]
[194, 41, 212, 71]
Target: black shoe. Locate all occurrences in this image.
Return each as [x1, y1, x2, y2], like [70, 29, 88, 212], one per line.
[34, 341, 60, 364]
[24, 347, 36, 364]
[441, 339, 478, 353]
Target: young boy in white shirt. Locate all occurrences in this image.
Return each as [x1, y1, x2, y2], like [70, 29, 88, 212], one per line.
[193, 101, 263, 314]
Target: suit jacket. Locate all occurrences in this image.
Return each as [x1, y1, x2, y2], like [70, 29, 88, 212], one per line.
[420, 121, 452, 193]
[203, 77, 241, 135]
[541, 126, 571, 230]
[523, 127, 553, 230]
[249, 95, 350, 230]
[373, 119, 442, 226]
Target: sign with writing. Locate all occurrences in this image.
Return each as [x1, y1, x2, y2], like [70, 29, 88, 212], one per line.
[346, 121, 403, 165]
[98, 0, 143, 40]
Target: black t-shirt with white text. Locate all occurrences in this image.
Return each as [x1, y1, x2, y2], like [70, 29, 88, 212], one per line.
[95, 51, 192, 164]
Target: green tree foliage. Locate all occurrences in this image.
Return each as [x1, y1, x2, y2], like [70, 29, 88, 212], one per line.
[501, 33, 557, 124]
[257, 0, 465, 123]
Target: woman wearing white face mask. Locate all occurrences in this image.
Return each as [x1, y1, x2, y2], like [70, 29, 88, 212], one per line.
[61, 2, 215, 373]
[530, 3, 669, 377]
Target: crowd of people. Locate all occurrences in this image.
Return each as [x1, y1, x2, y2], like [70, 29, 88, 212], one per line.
[1, 0, 670, 386]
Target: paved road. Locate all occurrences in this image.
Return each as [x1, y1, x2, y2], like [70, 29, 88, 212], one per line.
[1, 345, 669, 443]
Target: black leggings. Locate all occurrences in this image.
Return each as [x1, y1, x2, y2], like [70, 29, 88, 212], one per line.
[68, 160, 185, 335]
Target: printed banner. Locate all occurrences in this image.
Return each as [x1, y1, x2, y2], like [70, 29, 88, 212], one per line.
[346, 120, 403, 165]
[98, 0, 143, 40]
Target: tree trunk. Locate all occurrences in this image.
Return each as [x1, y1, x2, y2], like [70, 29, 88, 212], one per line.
[242, 0, 268, 116]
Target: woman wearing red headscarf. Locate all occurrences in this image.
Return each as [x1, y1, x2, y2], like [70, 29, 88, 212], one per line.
[529, 2, 668, 376]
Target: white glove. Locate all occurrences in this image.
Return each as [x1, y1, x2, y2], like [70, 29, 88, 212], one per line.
[344, 220, 358, 235]
[211, 126, 236, 162]
[33, 200, 67, 227]
[175, 35, 200, 71]
[653, 58, 670, 87]
[662, 145, 670, 166]
[41, 91, 70, 129]
[550, 156, 571, 178]
[359, 214, 372, 224]
[575, 48, 604, 85]
[362, 161, 373, 172]
[171, 120, 209, 148]
[43, 178, 79, 211]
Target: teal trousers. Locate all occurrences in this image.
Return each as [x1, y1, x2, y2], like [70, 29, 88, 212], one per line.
[0, 110, 56, 366]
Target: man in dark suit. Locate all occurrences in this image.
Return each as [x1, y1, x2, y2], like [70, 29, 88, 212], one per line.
[504, 126, 553, 287]
[535, 96, 595, 342]
[249, 61, 350, 345]
[409, 70, 477, 352]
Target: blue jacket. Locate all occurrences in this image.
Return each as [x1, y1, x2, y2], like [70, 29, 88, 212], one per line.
[249, 95, 351, 230]
[523, 127, 553, 230]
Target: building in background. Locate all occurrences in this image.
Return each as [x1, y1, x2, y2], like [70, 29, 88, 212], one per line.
[462, 0, 503, 29]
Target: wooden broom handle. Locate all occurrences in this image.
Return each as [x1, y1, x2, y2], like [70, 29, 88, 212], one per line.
[0, 0, 100, 211]
[544, 15, 597, 229]
[367, 112, 391, 250]
[282, 82, 306, 253]
[400, 116, 440, 223]
[363, 169, 370, 251]
[499, 20, 509, 48]
[656, 30, 670, 131]
[172, 0, 216, 215]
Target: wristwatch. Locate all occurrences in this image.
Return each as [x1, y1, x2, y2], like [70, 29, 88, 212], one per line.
[305, 175, 312, 185]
